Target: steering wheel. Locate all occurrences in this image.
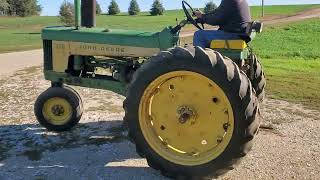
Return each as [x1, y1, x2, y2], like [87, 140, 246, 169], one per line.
[182, 1, 204, 30]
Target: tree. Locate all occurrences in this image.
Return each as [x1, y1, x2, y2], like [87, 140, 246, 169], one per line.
[96, 1, 102, 15]
[6, 0, 16, 15]
[59, 1, 74, 26]
[0, 0, 9, 15]
[108, 0, 120, 15]
[150, 0, 164, 16]
[16, 0, 42, 16]
[7, 0, 41, 17]
[204, 1, 217, 14]
[128, 0, 140, 15]
[36, 4, 42, 15]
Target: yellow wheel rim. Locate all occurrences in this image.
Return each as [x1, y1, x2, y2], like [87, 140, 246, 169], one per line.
[139, 71, 234, 166]
[42, 97, 73, 126]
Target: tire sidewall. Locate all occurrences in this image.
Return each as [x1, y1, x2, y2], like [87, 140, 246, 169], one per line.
[34, 87, 82, 132]
[127, 56, 247, 176]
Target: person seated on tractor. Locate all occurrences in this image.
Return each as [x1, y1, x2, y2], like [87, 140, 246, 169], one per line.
[193, 0, 251, 48]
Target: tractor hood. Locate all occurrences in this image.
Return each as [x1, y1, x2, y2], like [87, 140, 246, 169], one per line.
[42, 26, 179, 51]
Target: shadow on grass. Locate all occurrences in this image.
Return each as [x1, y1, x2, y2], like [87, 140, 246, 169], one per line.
[12, 32, 41, 35]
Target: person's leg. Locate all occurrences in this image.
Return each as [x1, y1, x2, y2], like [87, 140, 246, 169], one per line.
[193, 30, 240, 48]
[193, 30, 208, 48]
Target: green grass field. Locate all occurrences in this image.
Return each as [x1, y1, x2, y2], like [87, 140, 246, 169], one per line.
[251, 19, 320, 59]
[0, 4, 319, 53]
[262, 59, 320, 109]
[252, 19, 320, 109]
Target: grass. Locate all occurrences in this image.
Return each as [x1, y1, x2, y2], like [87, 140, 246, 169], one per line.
[250, 4, 320, 17]
[263, 59, 320, 110]
[0, 4, 320, 53]
[251, 19, 320, 59]
[251, 19, 320, 110]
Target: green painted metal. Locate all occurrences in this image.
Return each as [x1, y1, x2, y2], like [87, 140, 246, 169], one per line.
[42, 26, 179, 51]
[45, 71, 126, 96]
[74, 0, 81, 28]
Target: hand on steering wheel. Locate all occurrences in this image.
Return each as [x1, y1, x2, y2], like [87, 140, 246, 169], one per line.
[182, 1, 204, 30]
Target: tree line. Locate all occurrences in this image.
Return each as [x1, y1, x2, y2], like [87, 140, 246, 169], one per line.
[60, 0, 166, 25]
[0, 0, 41, 16]
[60, 0, 217, 25]
[0, 0, 217, 25]
[106, 0, 217, 16]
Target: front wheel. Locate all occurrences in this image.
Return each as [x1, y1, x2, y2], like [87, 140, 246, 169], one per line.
[124, 47, 260, 179]
[34, 86, 83, 132]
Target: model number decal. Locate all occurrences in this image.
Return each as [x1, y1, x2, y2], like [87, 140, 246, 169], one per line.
[55, 44, 65, 49]
[79, 44, 125, 53]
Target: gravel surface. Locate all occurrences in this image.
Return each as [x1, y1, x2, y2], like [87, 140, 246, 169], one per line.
[0, 67, 319, 180]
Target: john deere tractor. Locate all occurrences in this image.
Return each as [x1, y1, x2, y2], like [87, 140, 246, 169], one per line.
[34, 0, 266, 179]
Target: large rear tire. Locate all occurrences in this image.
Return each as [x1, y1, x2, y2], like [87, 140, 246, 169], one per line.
[247, 54, 266, 102]
[124, 47, 260, 179]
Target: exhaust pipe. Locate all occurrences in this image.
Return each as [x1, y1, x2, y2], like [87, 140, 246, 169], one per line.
[81, 0, 96, 28]
[74, 0, 81, 29]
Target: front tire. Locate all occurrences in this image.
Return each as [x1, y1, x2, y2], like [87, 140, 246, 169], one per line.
[34, 86, 83, 132]
[124, 47, 260, 179]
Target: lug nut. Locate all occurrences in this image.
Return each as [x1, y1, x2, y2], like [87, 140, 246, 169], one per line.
[223, 123, 229, 131]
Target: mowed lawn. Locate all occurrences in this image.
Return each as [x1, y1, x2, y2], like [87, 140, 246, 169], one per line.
[0, 4, 320, 53]
[262, 59, 320, 110]
[251, 19, 320, 110]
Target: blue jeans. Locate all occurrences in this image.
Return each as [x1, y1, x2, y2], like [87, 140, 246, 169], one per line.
[193, 30, 240, 48]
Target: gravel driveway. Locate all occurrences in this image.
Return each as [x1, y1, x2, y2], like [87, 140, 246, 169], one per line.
[0, 66, 319, 180]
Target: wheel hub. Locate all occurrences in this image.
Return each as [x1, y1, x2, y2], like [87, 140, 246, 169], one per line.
[42, 97, 73, 125]
[139, 71, 234, 166]
[51, 105, 65, 116]
[177, 106, 196, 124]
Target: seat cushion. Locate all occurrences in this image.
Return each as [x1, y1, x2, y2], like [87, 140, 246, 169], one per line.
[210, 40, 247, 49]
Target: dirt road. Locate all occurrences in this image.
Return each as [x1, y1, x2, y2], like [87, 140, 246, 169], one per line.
[0, 50, 42, 77]
[263, 7, 320, 25]
[0, 67, 319, 180]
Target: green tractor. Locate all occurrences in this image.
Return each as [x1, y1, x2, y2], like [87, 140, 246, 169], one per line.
[34, 0, 266, 179]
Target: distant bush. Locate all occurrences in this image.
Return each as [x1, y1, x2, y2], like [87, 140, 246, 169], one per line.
[150, 0, 165, 16]
[204, 1, 217, 14]
[6, 0, 41, 17]
[128, 0, 140, 15]
[59, 1, 74, 26]
[96, 1, 102, 15]
[108, 0, 120, 15]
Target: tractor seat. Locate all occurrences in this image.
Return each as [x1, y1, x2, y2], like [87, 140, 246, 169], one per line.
[210, 21, 263, 50]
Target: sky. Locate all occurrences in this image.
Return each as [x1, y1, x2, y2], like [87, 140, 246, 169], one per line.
[39, 0, 320, 16]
